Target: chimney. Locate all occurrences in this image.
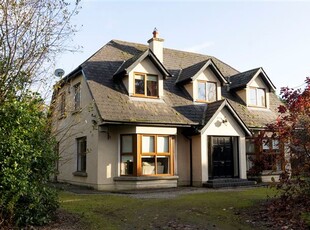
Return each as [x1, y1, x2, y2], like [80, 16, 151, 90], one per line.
[147, 28, 164, 63]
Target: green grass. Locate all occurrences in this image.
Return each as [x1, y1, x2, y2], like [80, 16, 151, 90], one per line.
[59, 187, 276, 230]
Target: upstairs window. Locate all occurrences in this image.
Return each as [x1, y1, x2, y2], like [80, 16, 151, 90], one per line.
[197, 81, 217, 102]
[59, 92, 66, 117]
[249, 87, 266, 107]
[134, 73, 158, 97]
[74, 83, 81, 111]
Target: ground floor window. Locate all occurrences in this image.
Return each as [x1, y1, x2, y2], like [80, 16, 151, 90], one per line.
[246, 137, 283, 174]
[120, 134, 175, 176]
[77, 137, 87, 172]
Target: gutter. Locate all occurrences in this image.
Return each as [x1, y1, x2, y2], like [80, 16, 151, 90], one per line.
[99, 120, 196, 128]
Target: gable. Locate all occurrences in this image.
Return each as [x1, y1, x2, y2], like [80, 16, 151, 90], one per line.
[202, 107, 248, 136]
[229, 68, 276, 92]
[201, 100, 251, 136]
[126, 57, 165, 97]
[177, 59, 227, 85]
[249, 74, 268, 89]
[113, 49, 171, 80]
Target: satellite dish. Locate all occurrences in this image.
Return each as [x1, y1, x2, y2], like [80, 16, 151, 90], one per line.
[54, 68, 65, 78]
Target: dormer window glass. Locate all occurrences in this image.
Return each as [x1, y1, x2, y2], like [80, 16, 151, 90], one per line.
[197, 81, 216, 102]
[249, 87, 265, 107]
[134, 73, 158, 97]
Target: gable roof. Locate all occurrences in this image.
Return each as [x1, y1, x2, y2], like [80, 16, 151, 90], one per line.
[229, 67, 276, 92]
[176, 59, 228, 85]
[113, 49, 171, 79]
[60, 39, 281, 129]
[201, 99, 252, 136]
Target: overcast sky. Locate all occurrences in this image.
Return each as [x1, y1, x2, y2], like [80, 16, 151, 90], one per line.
[55, 0, 310, 93]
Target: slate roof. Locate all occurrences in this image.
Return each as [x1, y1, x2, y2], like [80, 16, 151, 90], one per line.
[229, 67, 276, 92]
[176, 60, 208, 83]
[113, 49, 171, 79]
[66, 39, 281, 129]
[229, 68, 260, 90]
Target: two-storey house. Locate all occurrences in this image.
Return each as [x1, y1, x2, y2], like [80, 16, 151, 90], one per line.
[51, 30, 283, 190]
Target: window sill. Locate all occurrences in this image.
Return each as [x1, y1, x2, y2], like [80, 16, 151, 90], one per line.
[58, 114, 67, 120]
[114, 175, 178, 181]
[73, 171, 88, 177]
[195, 100, 216, 103]
[72, 109, 82, 115]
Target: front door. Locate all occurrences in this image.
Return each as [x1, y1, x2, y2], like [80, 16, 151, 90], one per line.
[212, 137, 233, 178]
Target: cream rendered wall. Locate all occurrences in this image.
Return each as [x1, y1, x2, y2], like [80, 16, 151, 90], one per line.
[246, 75, 270, 108]
[52, 74, 100, 188]
[124, 58, 164, 98]
[192, 135, 202, 186]
[192, 67, 222, 102]
[176, 130, 191, 186]
[184, 83, 193, 98]
[96, 126, 177, 190]
[236, 89, 247, 104]
[200, 108, 248, 181]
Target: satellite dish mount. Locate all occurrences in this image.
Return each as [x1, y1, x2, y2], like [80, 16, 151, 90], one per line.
[54, 68, 65, 78]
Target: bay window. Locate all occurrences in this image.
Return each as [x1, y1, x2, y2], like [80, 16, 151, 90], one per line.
[120, 134, 174, 176]
[120, 135, 135, 176]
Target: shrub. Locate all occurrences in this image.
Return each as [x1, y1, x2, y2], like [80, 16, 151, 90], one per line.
[0, 94, 58, 227]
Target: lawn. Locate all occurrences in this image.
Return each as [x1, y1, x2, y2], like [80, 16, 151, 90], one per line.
[59, 187, 275, 230]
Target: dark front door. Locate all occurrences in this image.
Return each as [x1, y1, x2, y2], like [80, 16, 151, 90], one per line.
[212, 137, 233, 178]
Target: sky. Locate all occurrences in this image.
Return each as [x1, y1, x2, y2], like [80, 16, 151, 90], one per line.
[55, 0, 310, 94]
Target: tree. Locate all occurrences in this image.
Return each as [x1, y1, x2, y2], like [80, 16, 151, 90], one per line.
[0, 0, 80, 104]
[262, 77, 310, 228]
[0, 0, 80, 227]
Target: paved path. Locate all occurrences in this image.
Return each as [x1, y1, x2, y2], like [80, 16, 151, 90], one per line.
[52, 182, 265, 199]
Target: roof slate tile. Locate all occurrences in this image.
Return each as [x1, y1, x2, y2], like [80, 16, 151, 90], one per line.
[69, 39, 281, 129]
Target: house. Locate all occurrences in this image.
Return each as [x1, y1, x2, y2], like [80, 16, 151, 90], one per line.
[51, 29, 283, 190]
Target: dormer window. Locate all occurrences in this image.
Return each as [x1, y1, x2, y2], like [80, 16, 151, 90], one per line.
[197, 81, 217, 102]
[134, 73, 158, 98]
[249, 87, 266, 107]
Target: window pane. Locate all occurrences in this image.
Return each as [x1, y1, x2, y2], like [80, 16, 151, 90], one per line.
[74, 84, 81, 110]
[59, 93, 66, 115]
[146, 76, 158, 96]
[157, 136, 169, 153]
[121, 155, 133, 175]
[77, 137, 86, 172]
[272, 139, 279, 150]
[257, 88, 265, 106]
[262, 139, 269, 150]
[135, 75, 145, 95]
[198, 82, 206, 100]
[249, 88, 257, 105]
[157, 156, 170, 174]
[246, 139, 255, 153]
[122, 135, 133, 153]
[142, 136, 154, 153]
[246, 155, 255, 171]
[206, 82, 216, 102]
[142, 156, 155, 175]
